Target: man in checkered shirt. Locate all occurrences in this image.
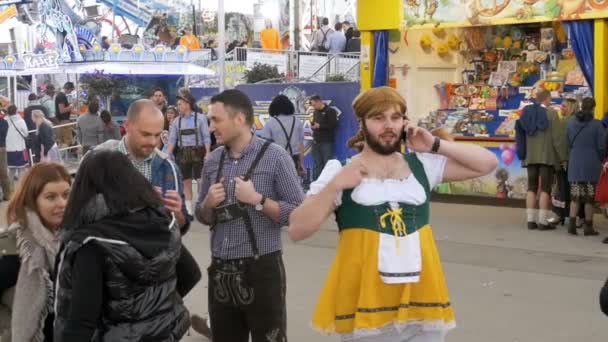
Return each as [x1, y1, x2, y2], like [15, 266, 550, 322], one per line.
[196, 89, 305, 342]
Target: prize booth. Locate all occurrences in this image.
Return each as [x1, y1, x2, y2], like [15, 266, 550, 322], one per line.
[357, 0, 608, 203]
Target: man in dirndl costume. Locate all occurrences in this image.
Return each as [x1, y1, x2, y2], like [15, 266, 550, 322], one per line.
[289, 87, 498, 342]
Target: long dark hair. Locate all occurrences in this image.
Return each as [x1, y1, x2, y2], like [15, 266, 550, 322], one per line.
[62, 150, 162, 230]
[576, 97, 596, 122]
[268, 94, 295, 117]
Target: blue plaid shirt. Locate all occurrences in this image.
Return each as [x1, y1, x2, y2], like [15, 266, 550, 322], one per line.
[196, 136, 305, 259]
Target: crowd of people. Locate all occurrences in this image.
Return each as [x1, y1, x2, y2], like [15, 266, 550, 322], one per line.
[310, 18, 361, 53]
[0, 83, 606, 342]
[0, 85, 505, 342]
[516, 90, 608, 244]
[101, 16, 361, 62]
[0, 82, 125, 200]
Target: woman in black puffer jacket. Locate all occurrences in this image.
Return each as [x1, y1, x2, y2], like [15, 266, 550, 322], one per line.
[601, 279, 608, 316]
[54, 150, 189, 341]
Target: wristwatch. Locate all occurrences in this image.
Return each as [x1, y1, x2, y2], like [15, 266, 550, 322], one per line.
[255, 195, 267, 211]
[431, 137, 441, 153]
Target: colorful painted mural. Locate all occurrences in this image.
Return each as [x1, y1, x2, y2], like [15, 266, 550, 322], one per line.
[405, 0, 608, 28]
[434, 142, 528, 199]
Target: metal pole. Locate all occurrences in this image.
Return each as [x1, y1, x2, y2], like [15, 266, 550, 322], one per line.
[289, 0, 295, 50]
[112, 0, 117, 41]
[218, 0, 226, 92]
[294, 0, 300, 50]
[32, 74, 38, 94]
[6, 76, 11, 103]
[192, 4, 197, 36]
[13, 76, 17, 105]
[75, 73, 80, 113]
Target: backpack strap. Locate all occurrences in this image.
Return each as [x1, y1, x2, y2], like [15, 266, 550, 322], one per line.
[320, 28, 329, 48]
[273, 117, 296, 155]
[215, 147, 226, 183]
[244, 140, 272, 180]
[194, 113, 199, 146]
[214, 139, 271, 183]
[178, 114, 200, 147]
[178, 116, 183, 147]
[212, 140, 272, 259]
[569, 121, 589, 149]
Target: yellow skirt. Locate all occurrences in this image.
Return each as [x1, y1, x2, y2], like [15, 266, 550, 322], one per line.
[312, 225, 455, 336]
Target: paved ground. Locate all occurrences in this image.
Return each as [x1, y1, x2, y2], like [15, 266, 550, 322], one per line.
[3, 199, 606, 341]
[181, 202, 608, 342]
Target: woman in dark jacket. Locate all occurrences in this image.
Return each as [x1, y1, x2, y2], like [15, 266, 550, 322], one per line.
[54, 150, 189, 341]
[548, 98, 578, 227]
[567, 97, 605, 236]
[601, 279, 608, 315]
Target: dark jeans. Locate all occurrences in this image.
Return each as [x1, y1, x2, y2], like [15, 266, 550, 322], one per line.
[208, 251, 287, 342]
[0, 147, 12, 199]
[44, 313, 54, 342]
[0, 255, 19, 295]
[312, 142, 335, 181]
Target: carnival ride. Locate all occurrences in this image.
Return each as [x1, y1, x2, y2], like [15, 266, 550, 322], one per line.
[10, 0, 168, 62]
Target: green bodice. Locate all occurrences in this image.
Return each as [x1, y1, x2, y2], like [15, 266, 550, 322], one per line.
[335, 153, 431, 236]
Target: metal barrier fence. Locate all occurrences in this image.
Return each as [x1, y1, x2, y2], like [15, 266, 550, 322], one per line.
[188, 49, 214, 67]
[189, 48, 360, 89]
[27, 121, 82, 174]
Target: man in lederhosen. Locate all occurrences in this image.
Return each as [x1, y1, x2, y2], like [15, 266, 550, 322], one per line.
[167, 91, 211, 215]
[196, 89, 305, 342]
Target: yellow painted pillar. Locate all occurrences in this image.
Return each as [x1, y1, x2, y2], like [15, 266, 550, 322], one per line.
[357, 0, 402, 91]
[360, 32, 374, 92]
[594, 19, 608, 119]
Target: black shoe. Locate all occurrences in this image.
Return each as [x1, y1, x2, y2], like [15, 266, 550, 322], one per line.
[603, 237, 608, 244]
[567, 220, 578, 235]
[584, 229, 600, 236]
[583, 222, 599, 236]
[527, 222, 538, 230]
[538, 224, 556, 231]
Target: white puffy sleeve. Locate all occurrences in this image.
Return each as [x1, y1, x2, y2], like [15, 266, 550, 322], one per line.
[415, 153, 448, 189]
[306, 159, 344, 206]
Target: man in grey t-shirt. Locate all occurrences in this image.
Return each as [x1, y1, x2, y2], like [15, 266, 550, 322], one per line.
[76, 100, 104, 154]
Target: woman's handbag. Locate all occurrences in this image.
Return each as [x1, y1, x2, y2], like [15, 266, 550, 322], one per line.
[0, 226, 17, 257]
[596, 166, 608, 203]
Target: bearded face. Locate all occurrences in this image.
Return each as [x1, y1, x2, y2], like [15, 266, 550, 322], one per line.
[362, 120, 403, 155]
